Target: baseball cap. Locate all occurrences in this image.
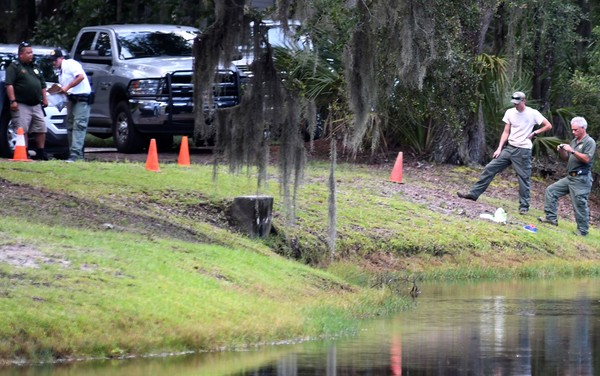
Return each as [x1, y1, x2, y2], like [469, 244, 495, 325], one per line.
[510, 91, 526, 105]
[50, 48, 64, 61]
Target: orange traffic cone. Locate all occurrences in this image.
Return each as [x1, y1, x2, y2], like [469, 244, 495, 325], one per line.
[177, 136, 190, 166]
[145, 138, 160, 172]
[9, 127, 32, 162]
[389, 151, 403, 183]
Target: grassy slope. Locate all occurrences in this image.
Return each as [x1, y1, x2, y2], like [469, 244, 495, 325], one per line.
[0, 161, 406, 363]
[0, 159, 599, 362]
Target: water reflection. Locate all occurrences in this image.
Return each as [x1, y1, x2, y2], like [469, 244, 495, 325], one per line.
[1, 278, 598, 375]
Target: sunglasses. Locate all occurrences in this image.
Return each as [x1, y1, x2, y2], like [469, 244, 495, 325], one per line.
[18, 41, 32, 54]
[511, 96, 523, 101]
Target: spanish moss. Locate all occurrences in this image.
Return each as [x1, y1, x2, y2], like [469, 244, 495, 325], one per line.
[328, 137, 337, 260]
[194, 0, 313, 222]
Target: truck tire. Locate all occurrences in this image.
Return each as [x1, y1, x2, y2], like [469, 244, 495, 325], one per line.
[0, 108, 15, 158]
[112, 101, 143, 153]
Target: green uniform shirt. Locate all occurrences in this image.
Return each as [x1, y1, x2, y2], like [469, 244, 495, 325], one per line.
[567, 134, 596, 174]
[5, 60, 46, 106]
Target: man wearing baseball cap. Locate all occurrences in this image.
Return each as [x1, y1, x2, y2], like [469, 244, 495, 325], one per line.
[51, 48, 92, 162]
[457, 91, 553, 215]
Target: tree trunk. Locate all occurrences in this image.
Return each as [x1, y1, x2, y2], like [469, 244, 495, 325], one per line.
[1, 0, 36, 42]
[457, 1, 497, 165]
[116, 0, 123, 23]
[574, 0, 591, 80]
[531, 5, 545, 105]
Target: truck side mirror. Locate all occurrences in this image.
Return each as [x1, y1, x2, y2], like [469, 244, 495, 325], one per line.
[79, 50, 112, 65]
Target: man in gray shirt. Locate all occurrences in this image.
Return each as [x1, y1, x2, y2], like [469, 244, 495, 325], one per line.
[538, 116, 596, 236]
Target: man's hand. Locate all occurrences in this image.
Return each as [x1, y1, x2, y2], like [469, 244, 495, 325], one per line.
[493, 147, 502, 158]
[558, 144, 573, 153]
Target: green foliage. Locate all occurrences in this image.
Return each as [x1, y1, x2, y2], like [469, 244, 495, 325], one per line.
[273, 45, 343, 106]
[385, 86, 435, 156]
[567, 71, 600, 140]
[28, 0, 209, 49]
[474, 53, 510, 144]
[31, 15, 70, 47]
[532, 136, 562, 158]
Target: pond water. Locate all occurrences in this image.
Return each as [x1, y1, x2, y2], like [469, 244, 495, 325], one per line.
[2, 277, 599, 375]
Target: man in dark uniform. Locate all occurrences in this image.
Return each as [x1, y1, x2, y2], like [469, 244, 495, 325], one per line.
[4, 42, 49, 160]
[538, 116, 597, 236]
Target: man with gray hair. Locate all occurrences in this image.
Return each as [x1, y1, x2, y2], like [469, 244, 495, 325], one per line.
[538, 116, 596, 236]
[457, 91, 553, 215]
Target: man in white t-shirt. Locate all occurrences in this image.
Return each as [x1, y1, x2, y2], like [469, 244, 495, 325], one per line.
[457, 92, 553, 215]
[50, 48, 92, 162]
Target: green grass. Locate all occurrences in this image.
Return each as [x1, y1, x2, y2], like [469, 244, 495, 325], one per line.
[0, 158, 598, 362]
[0, 215, 392, 362]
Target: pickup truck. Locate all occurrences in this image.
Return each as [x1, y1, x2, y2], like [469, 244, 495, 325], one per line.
[71, 24, 242, 152]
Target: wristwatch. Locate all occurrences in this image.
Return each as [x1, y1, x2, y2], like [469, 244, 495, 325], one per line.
[9, 100, 16, 104]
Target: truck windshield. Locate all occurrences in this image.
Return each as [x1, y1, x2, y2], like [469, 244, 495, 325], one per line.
[117, 30, 197, 59]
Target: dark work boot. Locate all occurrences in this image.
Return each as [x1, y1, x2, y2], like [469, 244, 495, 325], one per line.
[34, 148, 49, 161]
[457, 192, 477, 201]
[537, 217, 558, 226]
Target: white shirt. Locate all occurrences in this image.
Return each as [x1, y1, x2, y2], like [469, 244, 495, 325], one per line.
[502, 106, 546, 149]
[59, 59, 92, 95]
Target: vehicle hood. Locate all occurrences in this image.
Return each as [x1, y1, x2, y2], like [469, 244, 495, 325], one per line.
[117, 57, 237, 77]
[118, 57, 195, 77]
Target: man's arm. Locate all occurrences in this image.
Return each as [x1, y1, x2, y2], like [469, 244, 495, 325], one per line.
[530, 118, 552, 139]
[60, 74, 84, 93]
[5, 85, 18, 111]
[493, 123, 511, 158]
[41, 88, 48, 107]
[557, 141, 593, 164]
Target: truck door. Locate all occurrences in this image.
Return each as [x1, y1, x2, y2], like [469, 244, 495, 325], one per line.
[74, 30, 115, 133]
[87, 31, 114, 128]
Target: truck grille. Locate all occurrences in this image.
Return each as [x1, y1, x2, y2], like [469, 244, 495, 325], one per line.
[169, 71, 193, 98]
[163, 70, 240, 108]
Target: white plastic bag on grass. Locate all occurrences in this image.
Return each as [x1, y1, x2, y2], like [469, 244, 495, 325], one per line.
[479, 207, 507, 224]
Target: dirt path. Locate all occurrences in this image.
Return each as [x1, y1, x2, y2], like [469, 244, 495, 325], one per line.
[78, 143, 600, 229]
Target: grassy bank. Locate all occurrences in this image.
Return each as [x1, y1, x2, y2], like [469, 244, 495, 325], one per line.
[0, 160, 409, 363]
[0, 158, 598, 362]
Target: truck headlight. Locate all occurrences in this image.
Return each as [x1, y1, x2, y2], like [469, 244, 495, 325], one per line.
[128, 79, 162, 96]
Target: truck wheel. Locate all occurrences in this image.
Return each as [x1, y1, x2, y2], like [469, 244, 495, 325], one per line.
[112, 101, 143, 153]
[0, 109, 16, 158]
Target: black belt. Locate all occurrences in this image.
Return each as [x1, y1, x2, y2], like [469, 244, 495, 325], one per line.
[68, 94, 91, 102]
[569, 170, 588, 177]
